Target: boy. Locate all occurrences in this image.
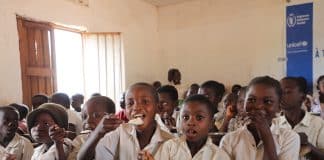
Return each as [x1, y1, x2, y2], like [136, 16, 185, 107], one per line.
[276, 77, 324, 159]
[220, 76, 300, 160]
[27, 103, 72, 160]
[149, 95, 230, 160]
[31, 94, 48, 110]
[156, 85, 179, 131]
[95, 83, 173, 159]
[71, 94, 84, 113]
[198, 80, 225, 130]
[73, 96, 118, 160]
[0, 106, 33, 160]
[50, 93, 82, 136]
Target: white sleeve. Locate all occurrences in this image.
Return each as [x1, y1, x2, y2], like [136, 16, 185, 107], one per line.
[154, 140, 171, 160]
[95, 129, 120, 160]
[278, 130, 300, 160]
[219, 134, 233, 159]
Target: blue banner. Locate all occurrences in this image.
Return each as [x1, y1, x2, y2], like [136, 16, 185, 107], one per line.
[286, 3, 313, 92]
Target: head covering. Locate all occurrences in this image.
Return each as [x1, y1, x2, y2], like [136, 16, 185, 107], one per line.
[27, 103, 68, 132]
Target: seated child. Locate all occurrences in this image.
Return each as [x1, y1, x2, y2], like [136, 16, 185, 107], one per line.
[156, 85, 179, 132]
[146, 94, 230, 160]
[220, 76, 300, 160]
[275, 77, 324, 159]
[31, 94, 48, 110]
[116, 92, 129, 122]
[0, 106, 33, 160]
[95, 82, 174, 159]
[198, 80, 226, 131]
[9, 103, 29, 135]
[227, 87, 248, 132]
[71, 94, 84, 113]
[74, 96, 118, 160]
[27, 103, 72, 160]
[218, 93, 238, 132]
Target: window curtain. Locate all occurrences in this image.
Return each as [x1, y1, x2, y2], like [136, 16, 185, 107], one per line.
[82, 33, 124, 103]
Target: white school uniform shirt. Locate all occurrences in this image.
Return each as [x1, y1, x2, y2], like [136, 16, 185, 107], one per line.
[67, 130, 91, 160]
[0, 133, 33, 160]
[154, 136, 230, 160]
[31, 138, 72, 160]
[273, 112, 324, 159]
[66, 109, 83, 135]
[95, 122, 174, 160]
[220, 125, 300, 160]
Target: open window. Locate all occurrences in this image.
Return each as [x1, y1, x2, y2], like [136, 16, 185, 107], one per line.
[17, 16, 125, 107]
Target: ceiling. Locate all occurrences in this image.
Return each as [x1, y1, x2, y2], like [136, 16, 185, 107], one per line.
[142, 0, 194, 6]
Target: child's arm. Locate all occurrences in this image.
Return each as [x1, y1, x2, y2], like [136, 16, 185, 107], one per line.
[77, 115, 122, 160]
[299, 131, 324, 159]
[138, 151, 154, 160]
[248, 111, 279, 160]
[49, 124, 67, 160]
[219, 105, 236, 132]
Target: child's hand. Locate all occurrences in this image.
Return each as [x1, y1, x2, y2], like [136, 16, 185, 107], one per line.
[225, 105, 236, 119]
[247, 110, 272, 137]
[95, 114, 123, 137]
[49, 124, 66, 144]
[138, 150, 154, 160]
[4, 153, 16, 160]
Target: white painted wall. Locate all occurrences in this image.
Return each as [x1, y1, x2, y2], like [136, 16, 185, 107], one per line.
[0, 0, 161, 105]
[157, 0, 287, 88]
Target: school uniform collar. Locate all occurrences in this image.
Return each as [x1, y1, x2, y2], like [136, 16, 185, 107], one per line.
[124, 121, 172, 144]
[278, 111, 311, 127]
[4, 133, 20, 149]
[179, 136, 215, 157]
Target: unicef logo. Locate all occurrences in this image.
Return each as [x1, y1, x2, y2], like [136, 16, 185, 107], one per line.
[287, 14, 297, 27]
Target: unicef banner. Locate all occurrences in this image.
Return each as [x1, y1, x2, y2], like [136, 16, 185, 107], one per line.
[286, 3, 313, 92]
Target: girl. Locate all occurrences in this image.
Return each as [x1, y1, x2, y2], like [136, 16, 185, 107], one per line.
[220, 76, 300, 160]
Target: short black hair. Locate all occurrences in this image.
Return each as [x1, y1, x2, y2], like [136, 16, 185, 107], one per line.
[183, 94, 216, 118]
[317, 75, 324, 86]
[157, 85, 179, 101]
[190, 83, 199, 89]
[50, 93, 70, 109]
[127, 82, 159, 103]
[248, 76, 282, 98]
[281, 76, 308, 94]
[86, 96, 116, 114]
[9, 103, 29, 120]
[231, 84, 242, 94]
[0, 106, 20, 120]
[71, 94, 84, 101]
[200, 80, 226, 98]
[168, 68, 181, 82]
[32, 94, 48, 102]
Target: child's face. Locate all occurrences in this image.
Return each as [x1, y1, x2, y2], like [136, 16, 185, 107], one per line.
[158, 93, 176, 117]
[280, 79, 305, 110]
[244, 84, 280, 124]
[125, 86, 157, 132]
[319, 79, 324, 94]
[82, 102, 108, 130]
[198, 87, 218, 106]
[31, 112, 56, 143]
[180, 102, 212, 142]
[0, 110, 18, 141]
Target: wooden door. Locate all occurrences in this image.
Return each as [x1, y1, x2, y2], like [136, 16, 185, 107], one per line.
[17, 17, 57, 107]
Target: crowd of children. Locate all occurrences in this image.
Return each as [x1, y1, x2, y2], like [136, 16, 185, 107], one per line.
[1, 70, 324, 160]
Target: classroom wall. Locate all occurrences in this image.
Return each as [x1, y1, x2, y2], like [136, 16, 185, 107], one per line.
[157, 0, 287, 87]
[0, 0, 161, 105]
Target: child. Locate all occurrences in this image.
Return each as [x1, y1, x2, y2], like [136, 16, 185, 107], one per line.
[218, 93, 238, 132]
[198, 80, 225, 130]
[31, 94, 48, 110]
[27, 103, 72, 160]
[69, 96, 117, 160]
[0, 106, 33, 160]
[142, 95, 230, 160]
[156, 85, 179, 132]
[275, 77, 324, 159]
[220, 76, 300, 160]
[50, 93, 82, 136]
[71, 94, 84, 113]
[95, 82, 174, 159]
[116, 92, 128, 122]
[168, 68, 188, 102]
[9, 103, 29, 135]
[227, 87, 248, 132]
[185, 83, 200, 99]
[310, 75, 324, 117]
